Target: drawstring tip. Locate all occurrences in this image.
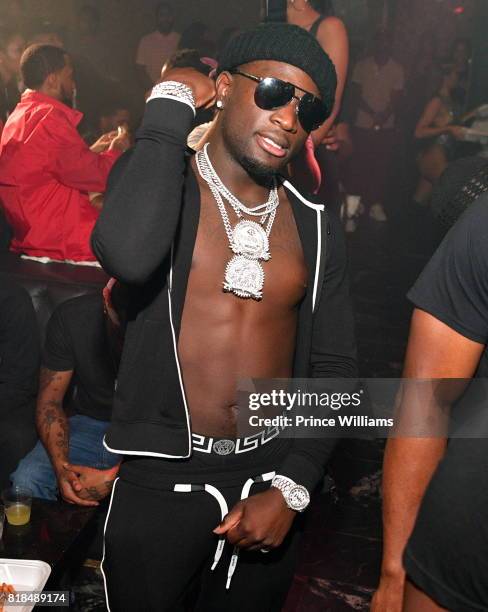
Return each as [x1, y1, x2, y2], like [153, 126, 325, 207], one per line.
[226, 549, 239, 590]
[211, 538, 225, 571]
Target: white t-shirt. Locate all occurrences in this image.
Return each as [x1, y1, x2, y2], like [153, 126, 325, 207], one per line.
[352, 56, 405, 129]
[136, 30, 181, 84]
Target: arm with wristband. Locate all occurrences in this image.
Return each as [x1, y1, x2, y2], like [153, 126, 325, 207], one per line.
[91, 70, 216, 284]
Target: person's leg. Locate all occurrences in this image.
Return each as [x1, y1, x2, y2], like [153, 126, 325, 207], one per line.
[403, 579, 448, 612]
[414, 145, 447, 204]
[10, 440, 58, 500]
[197, 526, 302, 612]
[350, 127, 375, 212]
[102, 477, 225, 612]
[368, 129, 396, 220]
[67, 415, 121, 469]
[0, 412, 37, 490]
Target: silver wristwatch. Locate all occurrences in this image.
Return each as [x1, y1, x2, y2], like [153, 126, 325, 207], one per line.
[271, 475, 310, 512]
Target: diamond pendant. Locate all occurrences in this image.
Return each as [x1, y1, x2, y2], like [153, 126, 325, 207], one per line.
[223, 255, 265, 300]
[231, 220, 271, 261]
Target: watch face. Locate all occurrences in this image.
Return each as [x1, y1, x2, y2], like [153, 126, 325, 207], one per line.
[288, 485, 310, 511]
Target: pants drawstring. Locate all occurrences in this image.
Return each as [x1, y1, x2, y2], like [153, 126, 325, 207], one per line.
[226, 471, 275, 590]
[174, 471, 275, 590]
[174, 483, 229, 571]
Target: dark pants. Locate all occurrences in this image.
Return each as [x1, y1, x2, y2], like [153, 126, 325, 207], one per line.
[345, 127, 397, 208]
[0, 408, 37, 490]
[291, 145, 342, 217]
[101, 439, 302, 612]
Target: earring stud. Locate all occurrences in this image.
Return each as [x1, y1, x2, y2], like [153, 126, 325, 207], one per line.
[216, 100, 224, 109]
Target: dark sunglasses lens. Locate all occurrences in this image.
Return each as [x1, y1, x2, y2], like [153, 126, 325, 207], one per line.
[255, 77, 294, 110]
[298, 94, 329, 132]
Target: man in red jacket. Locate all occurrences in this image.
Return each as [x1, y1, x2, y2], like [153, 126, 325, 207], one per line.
[0, 44, 129, 262]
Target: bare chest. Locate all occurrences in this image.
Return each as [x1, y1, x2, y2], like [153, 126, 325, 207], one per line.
[189, 184, 308, 309]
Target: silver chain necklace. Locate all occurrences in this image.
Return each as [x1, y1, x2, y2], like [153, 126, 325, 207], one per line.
[196, 145, 280, 300]
[200, 144, 279, 220]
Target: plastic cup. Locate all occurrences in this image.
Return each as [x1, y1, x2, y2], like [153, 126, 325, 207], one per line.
[2, 486, 33, 526]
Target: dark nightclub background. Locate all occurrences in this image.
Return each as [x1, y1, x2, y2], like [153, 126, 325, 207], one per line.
[0, 1, 487, 610]
[0, 0, 485, 113]
[0, 1, 482, 68]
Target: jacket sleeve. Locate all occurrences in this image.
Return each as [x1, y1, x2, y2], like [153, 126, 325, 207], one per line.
[91, 98, 195, 284]
[278, 211, 358, 492]
[50, 121, 121, 193]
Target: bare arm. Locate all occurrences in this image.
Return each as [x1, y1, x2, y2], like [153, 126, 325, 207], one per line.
[312, 17, 349, 146]
[36, 367, 98, 507]
[414, 97, 453, 139]
[35, 367, 73, 470]
[372, 309, 484, 611]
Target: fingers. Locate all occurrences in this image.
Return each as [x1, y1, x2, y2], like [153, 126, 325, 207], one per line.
[203, 93, 218, 110]
[223, 517, 276, 549]
[61, 464, 84, 492]
[59, 482, 99, 507]
[213, 505, 244, 535]
[226, 523, 277, 549]
[63, 462, 85, 473]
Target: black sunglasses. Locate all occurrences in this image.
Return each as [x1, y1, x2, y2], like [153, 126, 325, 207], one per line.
[230, 69, 330, 133]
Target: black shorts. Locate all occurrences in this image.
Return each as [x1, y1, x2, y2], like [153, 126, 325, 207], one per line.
[404, 439, 488, 612]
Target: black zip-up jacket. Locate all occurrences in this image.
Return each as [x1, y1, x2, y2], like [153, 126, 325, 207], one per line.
[91, 98, 357, 492]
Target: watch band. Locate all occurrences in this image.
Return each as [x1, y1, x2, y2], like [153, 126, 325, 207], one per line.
[271, 474, 310, 512]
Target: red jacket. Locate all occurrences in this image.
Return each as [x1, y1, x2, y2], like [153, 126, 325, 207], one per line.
[0, 90, 120, 261]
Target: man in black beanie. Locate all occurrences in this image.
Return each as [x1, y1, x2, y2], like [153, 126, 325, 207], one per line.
[93, 23, 356, 610]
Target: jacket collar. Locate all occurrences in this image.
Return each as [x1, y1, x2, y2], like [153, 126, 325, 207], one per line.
[20, 89, 83, 127]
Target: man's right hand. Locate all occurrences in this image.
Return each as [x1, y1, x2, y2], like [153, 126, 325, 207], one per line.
[160, 67, 217, 109]
[447, 125, 466, 140]
[370, 572, 405, 612]
[90, 131, 116, 154]
[109, 127, 131, 153]
[54, 463, 100, 507]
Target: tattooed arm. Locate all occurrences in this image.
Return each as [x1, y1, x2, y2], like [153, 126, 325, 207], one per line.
[36, 367, 98, 507]
[36, 367, 72, 469]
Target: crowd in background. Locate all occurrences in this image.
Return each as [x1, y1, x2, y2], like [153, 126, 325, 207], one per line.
[0, 0, 485, 244]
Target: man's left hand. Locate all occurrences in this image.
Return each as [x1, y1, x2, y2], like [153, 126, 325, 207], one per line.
[213, 488, 296, 551]
[63, 463, 120, 502]
[319, 125, 340, 151]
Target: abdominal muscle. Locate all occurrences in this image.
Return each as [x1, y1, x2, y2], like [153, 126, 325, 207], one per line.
[178, 284, 300, 438]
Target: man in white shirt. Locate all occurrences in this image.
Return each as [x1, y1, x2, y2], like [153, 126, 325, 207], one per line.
[136, 2, 181, 86]
[349, 29, 404, 222]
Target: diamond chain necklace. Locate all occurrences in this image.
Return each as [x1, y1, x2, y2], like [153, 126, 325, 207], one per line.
[199, 143, 279, 219]
[195, 145, 280, 300]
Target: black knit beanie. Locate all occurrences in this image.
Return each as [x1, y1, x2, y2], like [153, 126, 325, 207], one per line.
[217, 23, 337, 116]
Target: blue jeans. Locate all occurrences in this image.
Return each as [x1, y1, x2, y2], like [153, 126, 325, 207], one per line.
[11, 415, 121, 501]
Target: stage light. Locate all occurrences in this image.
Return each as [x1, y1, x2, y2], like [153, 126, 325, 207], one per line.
[453, 6, 465, 14]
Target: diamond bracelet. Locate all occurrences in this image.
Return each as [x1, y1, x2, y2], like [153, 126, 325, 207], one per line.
[146, 81, 196, 113]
